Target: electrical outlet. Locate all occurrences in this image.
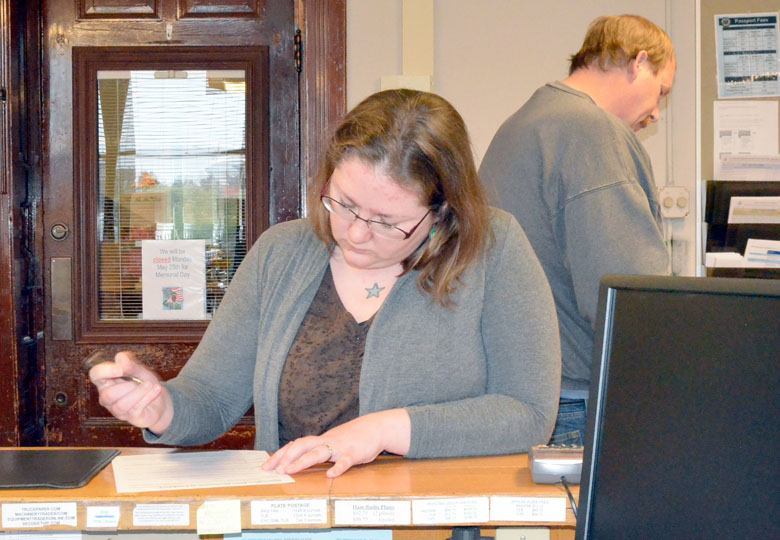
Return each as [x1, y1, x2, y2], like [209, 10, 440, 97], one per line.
[659, 186, 690, 219]
[495, 527, 551, 540]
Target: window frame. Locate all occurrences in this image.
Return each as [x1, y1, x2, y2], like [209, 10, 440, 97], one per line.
[73, 46, 269, 343]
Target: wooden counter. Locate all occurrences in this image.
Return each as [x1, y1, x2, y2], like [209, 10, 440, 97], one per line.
[0, 448, 577, 539]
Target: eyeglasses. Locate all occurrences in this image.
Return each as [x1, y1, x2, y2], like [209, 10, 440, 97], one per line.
[321, 195, 431, 241]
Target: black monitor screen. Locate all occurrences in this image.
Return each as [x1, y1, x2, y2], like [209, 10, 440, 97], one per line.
[576, 275, 780, 540]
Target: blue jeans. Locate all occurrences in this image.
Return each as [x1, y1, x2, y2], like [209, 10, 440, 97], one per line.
[549, 398, 587, 445]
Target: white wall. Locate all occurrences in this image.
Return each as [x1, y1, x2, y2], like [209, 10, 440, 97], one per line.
[347, 0, 697, 275]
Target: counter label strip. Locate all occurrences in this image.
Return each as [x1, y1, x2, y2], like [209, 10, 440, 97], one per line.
[250, 498, 328, 525]
[333, 500, 411, 525]
[132, 503, 190, 527]
[197, 500, 242, 535]
[241, 530, 392, 539]
[412, 497, 490, 524]
[1, 502, 77, 529]
[490, 496, 567, 522]
[86, 505, 121, 528]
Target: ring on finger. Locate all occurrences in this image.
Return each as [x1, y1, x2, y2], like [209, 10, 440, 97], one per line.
[323, 443, 334, 460]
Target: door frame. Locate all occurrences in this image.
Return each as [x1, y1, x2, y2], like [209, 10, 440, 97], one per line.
[1, 0, 46, 446]
[300, 0, 346, 206]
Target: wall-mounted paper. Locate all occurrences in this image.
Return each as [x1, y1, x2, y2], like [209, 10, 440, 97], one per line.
[717, 154, 780, 181]
[713, 100, 779, 180]
[715, 13, 780, 99]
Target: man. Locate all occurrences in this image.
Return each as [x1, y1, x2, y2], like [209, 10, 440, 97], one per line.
[479, 14, 674, 445]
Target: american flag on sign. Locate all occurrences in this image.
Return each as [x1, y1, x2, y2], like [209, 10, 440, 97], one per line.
[170, 287, 183, 302]
[162, 286, 184, 309]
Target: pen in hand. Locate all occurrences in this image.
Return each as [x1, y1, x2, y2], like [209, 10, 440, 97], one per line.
[83, 351, 144, 384]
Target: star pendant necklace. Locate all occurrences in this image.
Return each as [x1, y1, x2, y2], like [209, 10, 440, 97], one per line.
[365, 282, 386, 299]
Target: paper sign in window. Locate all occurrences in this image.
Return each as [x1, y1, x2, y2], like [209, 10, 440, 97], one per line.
[142, 239, 207, 320]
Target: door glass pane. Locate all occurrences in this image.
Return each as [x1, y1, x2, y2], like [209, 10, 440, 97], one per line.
[97, 69, 247, 320]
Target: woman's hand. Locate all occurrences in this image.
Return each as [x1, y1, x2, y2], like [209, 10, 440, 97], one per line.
[262, 408, 411, 478]
[88, 351, 174, 435]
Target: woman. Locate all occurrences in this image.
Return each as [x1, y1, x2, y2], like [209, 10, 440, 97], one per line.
[90, 89, 561, 478]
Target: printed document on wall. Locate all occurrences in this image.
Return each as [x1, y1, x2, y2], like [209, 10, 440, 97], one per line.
[142, 239, 207, 320]
[714, 100, 779, 180]
[715, 13, 780, 98]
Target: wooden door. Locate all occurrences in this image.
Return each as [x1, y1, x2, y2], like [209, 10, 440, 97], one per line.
[40, 0, 343, 447]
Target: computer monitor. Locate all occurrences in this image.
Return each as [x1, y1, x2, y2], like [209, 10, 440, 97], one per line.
[576, 275, 780, 540]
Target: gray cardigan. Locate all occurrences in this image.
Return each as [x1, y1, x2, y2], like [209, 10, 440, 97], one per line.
[147, 209, 561, 458]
